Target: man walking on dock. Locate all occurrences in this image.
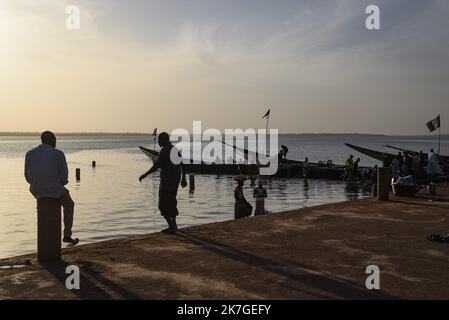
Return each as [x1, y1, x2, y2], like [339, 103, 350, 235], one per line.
[139, 132, 187, 234]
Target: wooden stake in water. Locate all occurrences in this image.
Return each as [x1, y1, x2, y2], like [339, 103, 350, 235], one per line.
[92, 161, 96, 168]
[189, 175, 195, 193]
[76, 168, 81, 181]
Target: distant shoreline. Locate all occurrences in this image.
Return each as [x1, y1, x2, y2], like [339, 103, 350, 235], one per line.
[0, 132, 151, 136]
[1, 132, 448, 139]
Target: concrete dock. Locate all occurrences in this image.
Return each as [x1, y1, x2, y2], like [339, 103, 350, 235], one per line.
[1, 187, 449, 300]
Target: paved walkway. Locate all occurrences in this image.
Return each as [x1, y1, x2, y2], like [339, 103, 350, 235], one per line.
[1, 192, 449, 299]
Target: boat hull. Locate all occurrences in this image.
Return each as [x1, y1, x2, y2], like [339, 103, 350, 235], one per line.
[139, 146, 359, 180]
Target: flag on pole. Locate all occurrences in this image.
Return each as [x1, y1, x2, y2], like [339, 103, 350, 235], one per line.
[262, 109, 270, 119]
[152, 128, 158, 140]
[426, 115, 440, 132]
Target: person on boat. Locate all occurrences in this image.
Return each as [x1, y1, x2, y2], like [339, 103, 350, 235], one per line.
[361, 167, 371, 182]
[253, 181, 267, 215]
[371, 164, 378, 184]
[25, 131, 79, 246]
[345, 155, 354, 169]
[370, 164, 378, 196]
[281, 145, 289, 160]
[412, 151, 426, 180]
[426, 148, 444, 176]
[381, 153, 392, 168]
[397, 152, 404, 170]
[403, 152, 413, 176]
[345, 155, 354, 179]
[234, 175, 252, 219]
[139, 132, 187, 234]
[303, 157, 310, 179]
[390, 155, 402, 178]
[278, 150, 285, 163]
[353, 158, 360, 171]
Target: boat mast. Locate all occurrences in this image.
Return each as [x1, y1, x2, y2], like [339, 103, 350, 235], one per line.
[265, 109, 270, 159]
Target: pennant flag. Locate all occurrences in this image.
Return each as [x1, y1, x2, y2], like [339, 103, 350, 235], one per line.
[426, 115, 440, 132]
[152, 128, 158, 140]
[262, 109, 270, 119]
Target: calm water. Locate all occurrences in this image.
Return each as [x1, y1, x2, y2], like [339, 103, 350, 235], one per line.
[0, 134, 447, 259]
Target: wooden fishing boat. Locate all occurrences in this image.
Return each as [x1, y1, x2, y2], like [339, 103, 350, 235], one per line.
[139, 146, 258, 175]
[346, 143, 449, 171]
[344, 143, 395, 162]
[139, 146, 365, 180]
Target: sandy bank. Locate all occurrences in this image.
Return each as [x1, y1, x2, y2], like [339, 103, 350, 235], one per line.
[1, 188, 449, 300]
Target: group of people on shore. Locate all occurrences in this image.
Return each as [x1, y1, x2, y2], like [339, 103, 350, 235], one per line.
[343, 148, 445, 183]
[387, 149, 444, 179]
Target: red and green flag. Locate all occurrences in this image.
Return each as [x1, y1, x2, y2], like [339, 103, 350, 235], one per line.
[426, 115, 440, 132]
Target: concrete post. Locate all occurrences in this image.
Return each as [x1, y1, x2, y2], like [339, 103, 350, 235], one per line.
[377, 167, 390, 201]
[37, 198, 61, 263]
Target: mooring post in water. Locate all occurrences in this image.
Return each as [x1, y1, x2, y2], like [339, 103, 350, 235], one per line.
[76, 168, 81, 181]
[37, 198, 61, 262]
[377, 167, 390, 201]
[189, 174, 195, 193]
[92, 161, 96, 168]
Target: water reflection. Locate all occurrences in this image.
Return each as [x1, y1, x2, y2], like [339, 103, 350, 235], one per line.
[0, 149, 372, 260]
[276, 179, 288, 199]
[361, 185, 373, 197]
[344, 182, 360, 201]
[303, 180, 309, 200]
[343, 182, 373, 201]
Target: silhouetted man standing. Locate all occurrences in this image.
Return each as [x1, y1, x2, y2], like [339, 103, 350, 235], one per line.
[25, 131, 79, 245]
[139, 132, 187, 233]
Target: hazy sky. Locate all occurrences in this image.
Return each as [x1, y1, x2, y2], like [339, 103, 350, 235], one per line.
[0, 0, 448, 134]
